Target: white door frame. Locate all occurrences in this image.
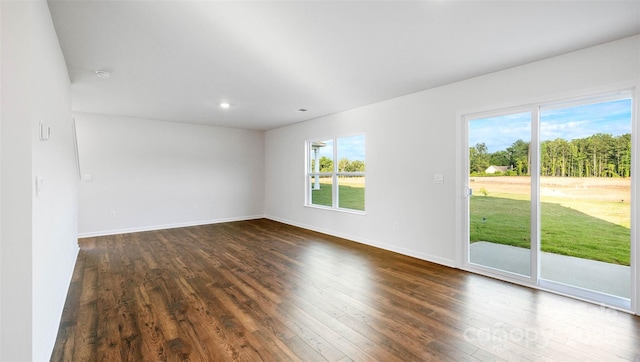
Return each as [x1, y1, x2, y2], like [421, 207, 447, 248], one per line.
[455, 85, 639, 314]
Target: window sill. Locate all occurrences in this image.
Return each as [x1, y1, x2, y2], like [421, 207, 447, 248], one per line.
[304, 204, 366, 216]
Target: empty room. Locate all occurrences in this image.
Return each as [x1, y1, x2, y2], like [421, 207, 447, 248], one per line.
[2, 0, 640, 361]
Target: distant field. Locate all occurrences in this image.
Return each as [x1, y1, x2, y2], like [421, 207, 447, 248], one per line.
[469, 176, 631, 265]
[470, 176, 631, 200]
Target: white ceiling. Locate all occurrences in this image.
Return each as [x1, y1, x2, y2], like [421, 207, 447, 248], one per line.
[48, 1, 640, 130]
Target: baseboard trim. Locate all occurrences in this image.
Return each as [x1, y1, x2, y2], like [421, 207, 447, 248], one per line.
[79, 214, 457, 269]
[77, 214, 266, 238]
[266, 215, 457, 268]
[44, 243, 80, 361]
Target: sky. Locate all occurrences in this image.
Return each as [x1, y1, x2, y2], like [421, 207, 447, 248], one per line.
[313, 134, 366, 161]
[469, 98, 632, 153]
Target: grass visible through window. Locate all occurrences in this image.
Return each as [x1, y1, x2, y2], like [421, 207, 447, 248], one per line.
[311, 177, 365, 211]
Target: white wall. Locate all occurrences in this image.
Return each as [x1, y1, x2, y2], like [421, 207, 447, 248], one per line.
[75, 113, 265, 236]
[1, 1, 79, 361]
[0, 0, 4, 359]
[30, 2, 80, 359]
[265, 36, 640, 269]
[0, 0, 4, 357]
[1, 2, 33, 358]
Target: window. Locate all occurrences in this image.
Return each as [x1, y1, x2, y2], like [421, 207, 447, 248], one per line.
[307, 134, 365, 212]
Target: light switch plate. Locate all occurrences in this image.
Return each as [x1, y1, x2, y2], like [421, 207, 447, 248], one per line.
[39, 122, 51, 141]
[35, 175, 44, 196]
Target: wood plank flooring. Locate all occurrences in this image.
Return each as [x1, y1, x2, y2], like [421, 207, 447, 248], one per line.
[52, 219, 640, 361]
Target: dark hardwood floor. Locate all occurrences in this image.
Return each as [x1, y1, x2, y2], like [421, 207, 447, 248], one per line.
[52, 219, 640, 361]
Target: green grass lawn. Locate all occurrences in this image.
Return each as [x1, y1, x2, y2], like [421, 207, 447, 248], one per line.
[311, 183, 365, 211]
[470, 195, 630, 265]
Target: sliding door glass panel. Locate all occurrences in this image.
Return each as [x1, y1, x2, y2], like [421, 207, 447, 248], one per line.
[539, 98, 632, 299]
[468, 112, 532, 276]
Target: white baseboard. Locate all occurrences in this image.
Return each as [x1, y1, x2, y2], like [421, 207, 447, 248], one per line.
[44, 243, 80, 361]
[266, 215, 457, 269]
[78, 214, 457, 270]
[77, 214, 266, 238]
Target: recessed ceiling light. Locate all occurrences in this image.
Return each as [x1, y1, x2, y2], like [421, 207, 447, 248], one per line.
[95, 70, 111, 78]
[220, 102, 231, 109]
[298, 108, 308, 112]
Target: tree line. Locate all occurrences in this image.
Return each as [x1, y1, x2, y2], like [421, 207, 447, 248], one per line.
[470, 133, 631, 177]
[312, 157, 366, 173]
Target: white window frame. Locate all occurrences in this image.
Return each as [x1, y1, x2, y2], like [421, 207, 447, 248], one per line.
[305, 134, 365, 214]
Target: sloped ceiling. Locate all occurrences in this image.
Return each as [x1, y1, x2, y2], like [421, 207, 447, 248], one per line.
[48, 1, 640, 130]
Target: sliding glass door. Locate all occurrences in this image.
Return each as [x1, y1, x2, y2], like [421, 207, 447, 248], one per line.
[468, 111, 532, 277]
[465, 91, 634, 308]
[538, 97, 632, 305]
